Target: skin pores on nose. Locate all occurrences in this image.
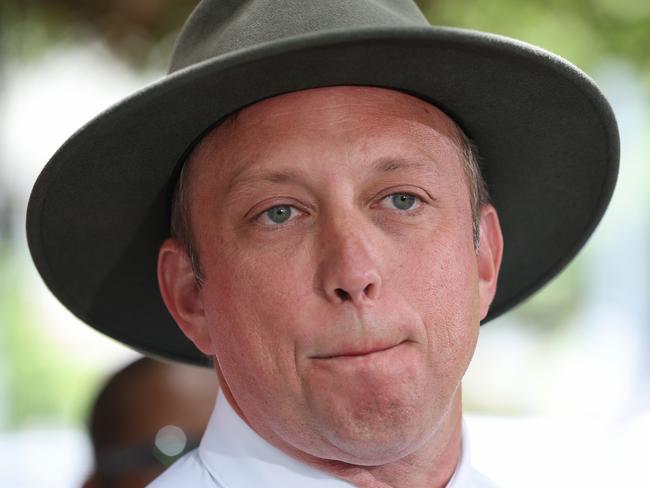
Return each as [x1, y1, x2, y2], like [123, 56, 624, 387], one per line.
[185, 87, 481, 467]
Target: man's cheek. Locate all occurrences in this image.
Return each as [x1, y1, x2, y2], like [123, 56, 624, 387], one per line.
[410, 254, 478, 344]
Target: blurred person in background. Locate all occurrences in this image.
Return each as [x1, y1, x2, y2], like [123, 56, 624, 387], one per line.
[82, 357, 218, 488]
[26, 0, 619, 487]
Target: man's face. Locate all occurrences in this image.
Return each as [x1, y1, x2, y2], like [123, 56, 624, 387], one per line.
[162, 86, 501, 465]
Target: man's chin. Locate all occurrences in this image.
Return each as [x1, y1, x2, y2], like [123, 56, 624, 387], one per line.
[306, 392, 440, 465]
[319, 419, 433, 466]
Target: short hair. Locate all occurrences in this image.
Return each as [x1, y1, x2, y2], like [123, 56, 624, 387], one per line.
[456, 129, 491, 249]
[170, 111, 490, 286]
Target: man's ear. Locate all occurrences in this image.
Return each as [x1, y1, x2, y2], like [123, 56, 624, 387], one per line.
[158, 238, 214, 354]
[476, 204, 504, 320]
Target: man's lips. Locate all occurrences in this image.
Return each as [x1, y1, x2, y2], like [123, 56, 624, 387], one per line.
[312, 340, 408, 359]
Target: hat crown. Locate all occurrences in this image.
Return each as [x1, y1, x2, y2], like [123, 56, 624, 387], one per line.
[169, 0, 428, 72]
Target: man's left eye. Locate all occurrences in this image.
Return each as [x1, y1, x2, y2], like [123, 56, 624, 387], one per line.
[258, 204, 299, 225]
[379, 193, 421, 211]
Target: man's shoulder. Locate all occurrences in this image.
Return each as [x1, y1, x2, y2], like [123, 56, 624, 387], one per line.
[146, 449, 222, 487]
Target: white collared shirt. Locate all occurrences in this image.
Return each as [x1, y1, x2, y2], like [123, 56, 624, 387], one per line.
[148, 390, 499, 487]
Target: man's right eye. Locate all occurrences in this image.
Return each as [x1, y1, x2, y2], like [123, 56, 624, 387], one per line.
[258, 205, 296, 225]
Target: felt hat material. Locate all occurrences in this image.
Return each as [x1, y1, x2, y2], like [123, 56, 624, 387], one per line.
[27, 0, 619, 365]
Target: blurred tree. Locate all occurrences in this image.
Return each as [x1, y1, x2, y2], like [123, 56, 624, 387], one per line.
[2, 0, 196, 66]
[420, 0, 650, 78]
[0, 256, 100, 428]
[2, 0, 650, 77]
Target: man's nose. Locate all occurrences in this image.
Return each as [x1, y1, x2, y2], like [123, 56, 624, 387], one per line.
[316, 215, 382, 306]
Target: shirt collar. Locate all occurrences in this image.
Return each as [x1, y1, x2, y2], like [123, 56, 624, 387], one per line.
[199, 390, 474, 487]
[446, 419, 474, 487]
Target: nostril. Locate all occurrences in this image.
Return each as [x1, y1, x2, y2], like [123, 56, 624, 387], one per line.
[335, 288, 350, 301]
[363, 283, 373, 297]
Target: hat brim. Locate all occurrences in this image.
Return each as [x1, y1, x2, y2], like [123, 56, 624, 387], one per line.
[27, 26, 619, 365]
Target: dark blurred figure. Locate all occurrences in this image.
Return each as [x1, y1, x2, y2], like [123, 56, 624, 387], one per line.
[83, 357, 218, 488]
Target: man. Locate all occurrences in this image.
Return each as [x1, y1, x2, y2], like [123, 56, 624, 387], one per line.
[83, 357, 218, 488]
[27, 0, 619, 487]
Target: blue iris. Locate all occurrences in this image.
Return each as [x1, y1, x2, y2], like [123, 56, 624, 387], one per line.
[265, 205, 292, 223]
[391, 193, 416, 210]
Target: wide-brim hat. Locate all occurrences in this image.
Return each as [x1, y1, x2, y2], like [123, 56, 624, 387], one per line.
[27, 0, 619, 366]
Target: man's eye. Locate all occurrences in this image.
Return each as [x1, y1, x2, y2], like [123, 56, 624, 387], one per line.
[380, 193, 421, 211]
[259, 205, 297, 225]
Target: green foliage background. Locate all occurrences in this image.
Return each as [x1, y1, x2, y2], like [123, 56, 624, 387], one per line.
[421, 0, 650, 78]
[0, 252, 100, 428]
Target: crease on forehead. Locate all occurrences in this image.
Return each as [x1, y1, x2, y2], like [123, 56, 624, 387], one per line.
[235, 86, 460, 133]
[224, 155, 443, 199]
[182, 86, 466, 196]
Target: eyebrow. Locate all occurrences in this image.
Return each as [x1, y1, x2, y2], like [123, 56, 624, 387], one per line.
[226, 156, 436, 195]
[226, 167, 307, 195]
[371, 157, 435, 174]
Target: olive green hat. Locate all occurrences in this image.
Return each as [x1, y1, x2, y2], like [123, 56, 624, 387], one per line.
[27, 0, 619, 365]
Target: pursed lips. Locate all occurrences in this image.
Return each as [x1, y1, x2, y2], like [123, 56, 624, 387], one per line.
[312, 340, 408, 359]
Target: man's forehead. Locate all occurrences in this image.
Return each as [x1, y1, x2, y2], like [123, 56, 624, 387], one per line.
[186, 86, 464, 178]
[233, 86, 459, 131]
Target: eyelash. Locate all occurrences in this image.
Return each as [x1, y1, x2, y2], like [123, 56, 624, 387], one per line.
[253, 191, 425, 227]
[377, 192, 423, 212]
[255, 204, 304, 226]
